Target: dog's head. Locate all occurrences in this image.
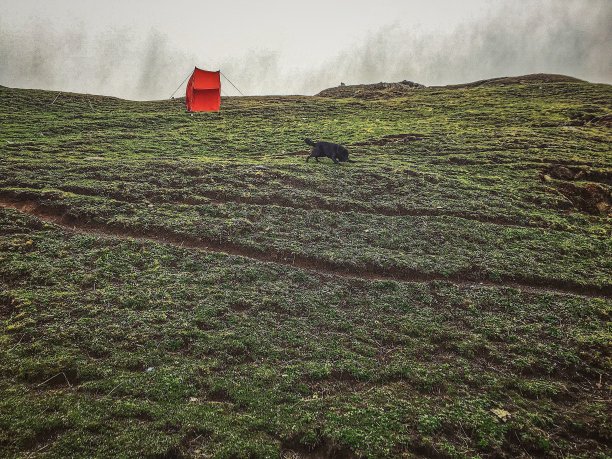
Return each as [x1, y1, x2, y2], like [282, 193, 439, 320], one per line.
[337, 148, 349, 162]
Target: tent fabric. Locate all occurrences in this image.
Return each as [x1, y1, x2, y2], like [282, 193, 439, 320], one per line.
[186, 67, 221, 112]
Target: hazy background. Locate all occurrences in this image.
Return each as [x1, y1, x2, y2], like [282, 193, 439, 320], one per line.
[0, 0, 610, 99]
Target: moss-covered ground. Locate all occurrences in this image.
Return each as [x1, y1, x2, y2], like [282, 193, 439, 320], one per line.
[0, 80, 610, 458]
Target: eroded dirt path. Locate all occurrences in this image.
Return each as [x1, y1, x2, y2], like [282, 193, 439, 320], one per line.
[1, 197, 609, 299]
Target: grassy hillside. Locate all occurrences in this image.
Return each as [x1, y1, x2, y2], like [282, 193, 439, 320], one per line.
[0, 78, 610, 458]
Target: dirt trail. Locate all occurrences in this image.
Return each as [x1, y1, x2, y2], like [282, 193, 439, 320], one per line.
[0, 197, 609, 299]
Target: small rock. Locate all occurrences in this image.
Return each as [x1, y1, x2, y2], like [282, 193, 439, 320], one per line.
[595, 201, 609, 213]
[145, 367, 154, 373]
[491, 408, 511, 422]
[551, 165, 574, 180]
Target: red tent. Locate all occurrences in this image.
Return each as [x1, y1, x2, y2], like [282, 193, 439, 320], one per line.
[186, 67, 221, 112]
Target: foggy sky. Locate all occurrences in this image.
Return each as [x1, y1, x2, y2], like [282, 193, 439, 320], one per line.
[0, 0, 610, 99]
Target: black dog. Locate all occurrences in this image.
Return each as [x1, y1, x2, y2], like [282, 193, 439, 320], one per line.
[305, 138, 349, 164]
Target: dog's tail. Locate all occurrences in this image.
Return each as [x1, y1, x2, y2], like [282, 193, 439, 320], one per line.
[304, 138, 316, 147]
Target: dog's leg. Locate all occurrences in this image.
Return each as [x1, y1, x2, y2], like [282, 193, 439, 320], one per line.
[331, 152, 339, 164]
[306, 149, 317, 162]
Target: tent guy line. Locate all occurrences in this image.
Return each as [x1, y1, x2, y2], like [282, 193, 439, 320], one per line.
[169, 71, 193, 99]
[220, 72, 245, 96]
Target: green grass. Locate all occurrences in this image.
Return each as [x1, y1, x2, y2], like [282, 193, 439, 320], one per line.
[0, 80, 610, 458]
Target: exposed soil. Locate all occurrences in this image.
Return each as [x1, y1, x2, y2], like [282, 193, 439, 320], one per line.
[281, 436, 357, 459]
[206, 388, 232, 403]
[23, 425, 66, 453]
[230, 300, 253, 312]
[545, 164, 582, 181]
[566, 112, 612, 128]
[542, 164, 612, 185]
[25, 369, 80, 388]
[589, 113, 612, 127]
[555, 182, 611, 215]
[1, 197, 609, 299]
[540, 164, 612, 215]
[0, 292, 17, 318]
